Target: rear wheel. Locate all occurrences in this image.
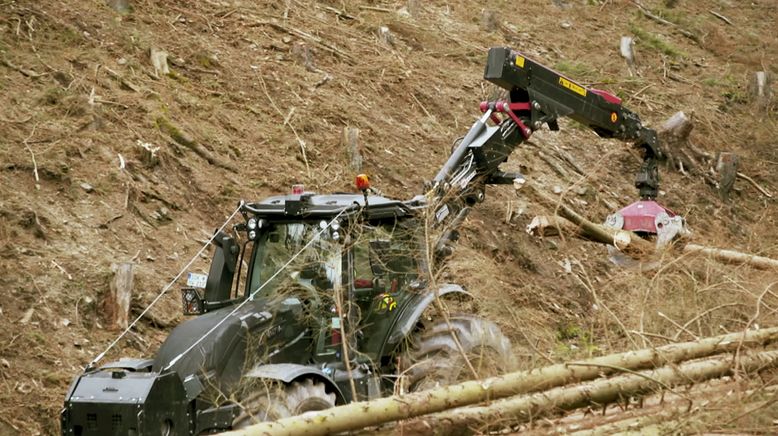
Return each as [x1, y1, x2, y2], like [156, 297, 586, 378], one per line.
[232, 378, 336, 428]
[403, 314, 513, 391]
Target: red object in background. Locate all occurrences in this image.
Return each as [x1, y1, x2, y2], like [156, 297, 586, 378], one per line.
[355, 174, 370, 191]
[619, 200, 676, 233]
[291, 184, 304, 195]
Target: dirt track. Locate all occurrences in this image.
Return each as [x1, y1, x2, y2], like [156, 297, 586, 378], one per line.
[0, 0, 776, 433]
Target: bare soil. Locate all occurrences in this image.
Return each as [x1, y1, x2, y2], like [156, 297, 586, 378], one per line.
[0, 0, 776, 434]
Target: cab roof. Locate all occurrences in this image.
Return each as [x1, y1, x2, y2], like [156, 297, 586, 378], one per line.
[243, 192, 426, 220]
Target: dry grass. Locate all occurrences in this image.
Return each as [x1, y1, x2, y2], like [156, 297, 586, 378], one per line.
[0, 0, 776, 433]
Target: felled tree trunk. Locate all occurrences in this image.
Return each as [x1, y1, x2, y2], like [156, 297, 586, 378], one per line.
[528, 189, 655, 256]
[683, 244, 778, 270]
[221, 328, 778, 436]
[400, 350, 778, 433]
[528, 211, 778, 270]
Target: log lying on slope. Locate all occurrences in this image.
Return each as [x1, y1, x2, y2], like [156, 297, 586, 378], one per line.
[221, 328, 778, 436]
[527, 188, 655, 256]
[527, 212, 778, 270]
[683, 244, 778, 270]
[400, 349, 778, 434]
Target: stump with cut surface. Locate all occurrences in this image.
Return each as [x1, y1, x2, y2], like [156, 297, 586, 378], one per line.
[103, 262, 134, 330]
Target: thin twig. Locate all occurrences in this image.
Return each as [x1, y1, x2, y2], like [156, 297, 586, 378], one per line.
[576, 265, 640, 349]
[736, 172, 773, 198]
[247, 18, 354, 62]
[410, 93, 432, 118]
[658, 311, 699, 340]
[334, 282, 358, 400]
[422, 200, 479, 381]
[673, 303, 741, 341]
[734, 281, 778, 375]
[256, 71, 310, 176]
[709, 10, 733, 26]
[358, 5, 393, 13]
[22, 124, 40, 189]
[1, 58, 44, 78]
[632, 1, 700, 44]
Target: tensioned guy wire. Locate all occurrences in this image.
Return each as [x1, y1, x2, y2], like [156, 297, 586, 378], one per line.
[163, 208, 348, 370]
[88, 203, 243, 369]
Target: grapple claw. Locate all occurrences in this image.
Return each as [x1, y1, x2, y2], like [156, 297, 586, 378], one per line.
[604, 200, 690, 269]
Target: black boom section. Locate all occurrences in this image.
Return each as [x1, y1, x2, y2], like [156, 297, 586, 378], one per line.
[484, 46, 648, 141]
[483, 46, 661, 199]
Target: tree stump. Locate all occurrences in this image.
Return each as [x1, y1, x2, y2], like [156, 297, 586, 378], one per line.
[291, 42, 317, 72]
[620, 36, 636, 75]
[150, 47, 170, 77]
[657, 111, 701, 172]
[658, 111, 693, 145]
[480, 10, 500, 32]
[104, 262, 134, 330]
[715, 152, 739, 201]
[750, 71, 773, 109]
[105, 0, 131, 13]
[377, 26, 395, 46]
[407, 0, 421, 18]
[342, 127, 362, 172]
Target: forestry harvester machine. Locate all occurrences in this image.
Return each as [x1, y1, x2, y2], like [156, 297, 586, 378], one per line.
[62, 47, 686, 435]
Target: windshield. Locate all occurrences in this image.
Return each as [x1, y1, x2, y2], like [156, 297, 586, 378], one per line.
[248, 222, 341, 298]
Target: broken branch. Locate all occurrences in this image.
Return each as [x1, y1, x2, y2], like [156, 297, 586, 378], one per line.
[1, 58, 44, 78]
[736, 172, 773, 198]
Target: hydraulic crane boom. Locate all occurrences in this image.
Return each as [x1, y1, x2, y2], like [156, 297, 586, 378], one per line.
[430, 47, 684, 261]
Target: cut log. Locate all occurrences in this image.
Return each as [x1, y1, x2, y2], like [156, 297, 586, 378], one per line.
[103, 262, 134, 330]
[222, 327, 778, 436]
[683, 244, 778, 270]
[342, 127, 362, 172]
[529, 189, 655, 256]
[400, 350, 778, 433]
[527, 215, 582, 238]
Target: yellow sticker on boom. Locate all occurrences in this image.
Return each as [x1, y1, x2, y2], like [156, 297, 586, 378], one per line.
[515, 56, 525, 68]
[559, 77, 587, 97]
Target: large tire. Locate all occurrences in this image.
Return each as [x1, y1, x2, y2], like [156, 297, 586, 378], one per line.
[403, 314, 513, 391]
[232, 378, 336, 428]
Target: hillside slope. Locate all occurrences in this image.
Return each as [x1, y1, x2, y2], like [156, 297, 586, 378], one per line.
[0, 0, 776, 433]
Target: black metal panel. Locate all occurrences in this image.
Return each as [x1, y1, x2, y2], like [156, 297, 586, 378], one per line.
[63, 371, 190, 436]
